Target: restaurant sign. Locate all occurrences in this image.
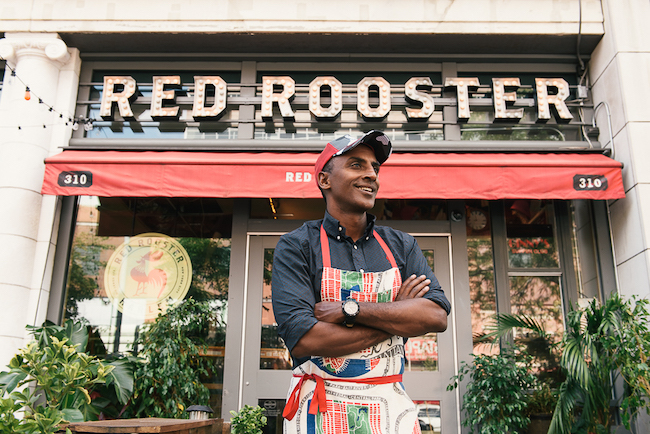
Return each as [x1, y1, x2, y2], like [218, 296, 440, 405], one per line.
[99, 75, 574, 123]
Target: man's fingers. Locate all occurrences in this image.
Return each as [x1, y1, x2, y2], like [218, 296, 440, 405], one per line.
[397, 274, 430, 299]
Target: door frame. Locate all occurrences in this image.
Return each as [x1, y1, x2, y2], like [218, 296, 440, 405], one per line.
[239, 227, 463, 433]
[221, 199, 473, 434]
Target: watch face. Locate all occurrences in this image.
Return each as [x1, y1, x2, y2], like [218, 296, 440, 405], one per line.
[467, 209, 488, 231]
[343, 299, 359, 315]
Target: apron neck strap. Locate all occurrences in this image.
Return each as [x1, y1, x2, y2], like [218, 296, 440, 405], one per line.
[320, 224, 397, 269]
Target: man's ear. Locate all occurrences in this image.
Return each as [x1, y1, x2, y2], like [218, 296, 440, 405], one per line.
[317, 171, 331, 191]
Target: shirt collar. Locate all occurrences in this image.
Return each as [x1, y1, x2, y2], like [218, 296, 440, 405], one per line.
[322, 211, 376, 239]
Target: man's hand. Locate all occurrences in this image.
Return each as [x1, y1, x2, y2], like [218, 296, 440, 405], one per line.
[314, 301, 345, 323]
[395, 274, 430, 301]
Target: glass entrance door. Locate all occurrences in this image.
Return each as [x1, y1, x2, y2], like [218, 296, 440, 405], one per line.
[241, 234, 457, 434]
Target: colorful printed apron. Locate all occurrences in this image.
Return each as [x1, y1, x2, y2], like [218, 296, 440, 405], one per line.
[282, 225, 422, 434]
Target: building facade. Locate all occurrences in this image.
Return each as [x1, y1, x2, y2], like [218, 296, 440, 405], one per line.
[1, 1, 648, 432]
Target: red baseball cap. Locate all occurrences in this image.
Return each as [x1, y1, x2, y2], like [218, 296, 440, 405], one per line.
[314, 130, 392, 178]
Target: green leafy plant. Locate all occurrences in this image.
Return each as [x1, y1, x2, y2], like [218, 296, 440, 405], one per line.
[483, 312, 564, 390]
[0, 320, 134, 434]
[125, 298, 220, 419]
[230, 405, 268, 434]
[548, 294, 650, 434]
[0, 396, 22, 434]
[527, 383, 558, 416]
[447, 351, 537, 434]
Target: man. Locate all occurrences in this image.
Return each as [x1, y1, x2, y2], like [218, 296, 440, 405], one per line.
[272, 130, 451, 434]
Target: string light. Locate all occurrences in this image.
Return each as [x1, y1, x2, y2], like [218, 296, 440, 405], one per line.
[0, 55, 85, 130]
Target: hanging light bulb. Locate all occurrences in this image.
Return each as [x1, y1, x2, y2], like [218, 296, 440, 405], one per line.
[24, 87, 31, 101]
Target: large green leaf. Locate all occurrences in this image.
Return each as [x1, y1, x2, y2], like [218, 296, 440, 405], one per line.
[26, 320, 64, 348]
[105, 358, 134, 404]
[64, 321, 89, 353]
[0, 371, 27, 395]
[61, 408, 84, 423]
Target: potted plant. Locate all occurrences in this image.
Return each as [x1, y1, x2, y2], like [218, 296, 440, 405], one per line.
[485, 294, 650, 433]
[448, 351, 537, 433]
[230, 405, 268, 434]
[0, 320, 134, 434]
[124, 298, 221, 419]
[547, 294, 650, 434]
[526, 383, 557, 434]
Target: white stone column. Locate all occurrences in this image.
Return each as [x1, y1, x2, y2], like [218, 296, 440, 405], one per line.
[590, 1, 650, 300]
[0, 33, 81, 367]
[590, 1, 650, 431]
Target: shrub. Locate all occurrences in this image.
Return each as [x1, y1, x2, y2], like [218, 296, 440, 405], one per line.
[448, 351, 536, 434]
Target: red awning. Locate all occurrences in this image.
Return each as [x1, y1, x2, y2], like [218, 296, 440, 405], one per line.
[41, 150, 625, 200]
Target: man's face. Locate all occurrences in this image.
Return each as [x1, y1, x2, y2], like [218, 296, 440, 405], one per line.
[321, 145, 380, 214]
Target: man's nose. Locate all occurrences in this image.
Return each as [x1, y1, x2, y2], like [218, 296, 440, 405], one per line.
[362, 166, 378, 179]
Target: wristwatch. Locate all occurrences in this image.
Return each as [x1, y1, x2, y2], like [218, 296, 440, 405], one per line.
[342, 297, 360, 328]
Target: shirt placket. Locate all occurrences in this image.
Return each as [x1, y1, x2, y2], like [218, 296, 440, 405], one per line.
[351, 239, 368, 273]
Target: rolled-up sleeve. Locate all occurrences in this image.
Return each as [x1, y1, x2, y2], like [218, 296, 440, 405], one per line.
[271, 234, 319, 355]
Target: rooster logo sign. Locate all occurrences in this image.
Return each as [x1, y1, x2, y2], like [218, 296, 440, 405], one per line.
[104, 233, 192, 320]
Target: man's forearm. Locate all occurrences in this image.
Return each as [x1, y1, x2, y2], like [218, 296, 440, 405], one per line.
[291, 321, 391, 359]
[315, 298, 448, 337]
[356, 298, 448, 336]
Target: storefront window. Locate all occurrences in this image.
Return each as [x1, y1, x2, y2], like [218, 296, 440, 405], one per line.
[506, 200, 559, 268]
[465, 200, 497, 355]
[64, 196, 233, 414]
[510, 276, 563, 340]
[260, 248, 291, 370]
[506, 200, 564, 343]
[251, 198, 448, 221]
[254, 129, 444, 141]
[405, 250, 439, 371]
[570, 200, 601, 300]
[414, 400, 442, 434]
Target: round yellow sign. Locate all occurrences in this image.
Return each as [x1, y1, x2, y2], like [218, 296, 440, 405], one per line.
[104, 233, 192, 320]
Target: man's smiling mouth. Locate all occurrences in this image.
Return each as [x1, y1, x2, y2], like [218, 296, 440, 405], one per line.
[357, 186, 374, 193]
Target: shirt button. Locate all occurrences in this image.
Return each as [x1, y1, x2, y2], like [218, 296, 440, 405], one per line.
[366, 236, 369, 241]
[360, 269, 364, 273]
[353, 245, 358, 250]
[339, 226, 342, 231]
[337, 236, 341, 240]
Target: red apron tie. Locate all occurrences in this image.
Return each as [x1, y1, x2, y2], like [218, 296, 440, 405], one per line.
[282, 373, 403, 420]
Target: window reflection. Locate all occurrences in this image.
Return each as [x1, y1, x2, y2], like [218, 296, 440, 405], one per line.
[414, 400, 441, 433]
[509, 276, 564, 340]
[64, 196, 232, 416]
[465, 200, 497, 355]
[405, 249, 438, 371]
[259, 399, 286, 434]
[506, 200, 558, 268]
[250, 198, 447, 221]
[260, 248, 291, 370]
